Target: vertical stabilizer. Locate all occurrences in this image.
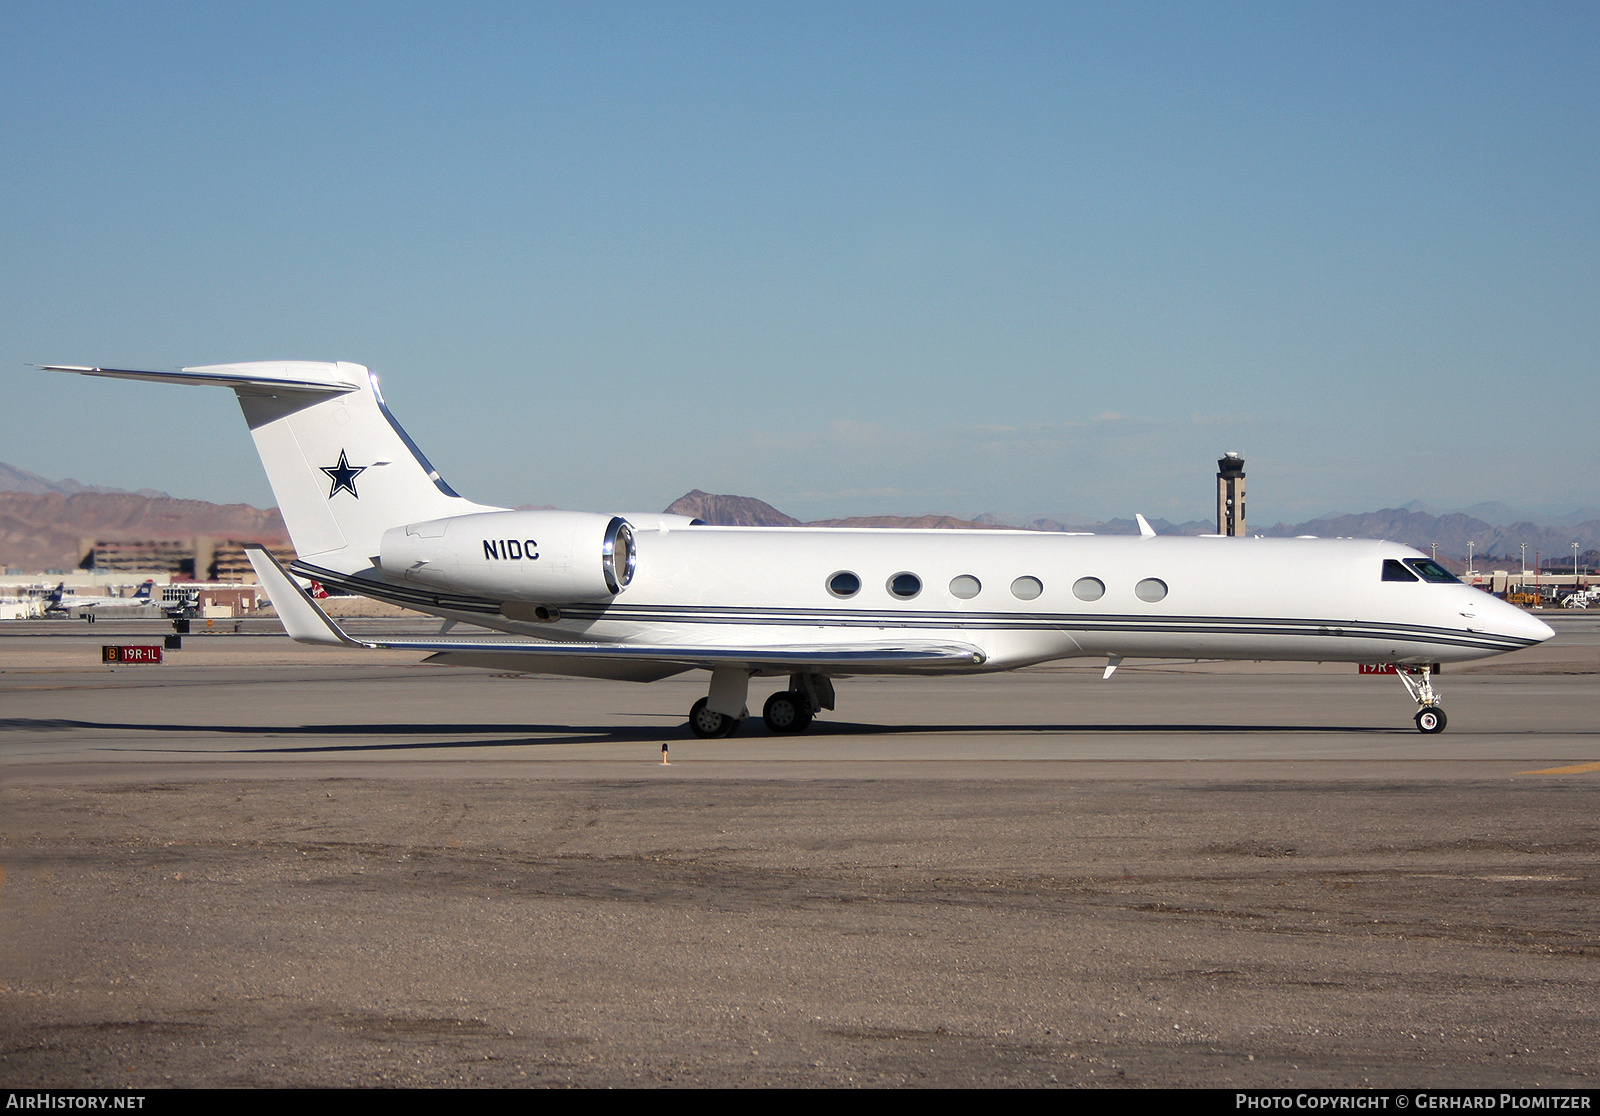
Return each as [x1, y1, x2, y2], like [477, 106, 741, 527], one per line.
[43, 361, 502, 575]
[213, 362, 500, 573]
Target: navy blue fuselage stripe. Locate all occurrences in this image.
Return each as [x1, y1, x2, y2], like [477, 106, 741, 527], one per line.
[291, 562, 502, 614]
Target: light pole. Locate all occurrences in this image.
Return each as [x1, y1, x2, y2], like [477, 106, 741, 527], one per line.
[1430, 542, 1438, 563]
[1520, 542, 1528, 583]
[1575, 542, 1581, 585]
[1467, 541, 1476, 576]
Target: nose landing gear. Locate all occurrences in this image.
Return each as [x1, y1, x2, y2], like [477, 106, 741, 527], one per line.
[1396, 664, 1446, 734]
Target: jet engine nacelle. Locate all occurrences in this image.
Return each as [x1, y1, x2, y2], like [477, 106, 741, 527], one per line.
[378, 510, 636, 602]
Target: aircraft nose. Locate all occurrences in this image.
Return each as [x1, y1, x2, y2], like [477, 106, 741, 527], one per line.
[1489, 599, 1555, 644]
[1523, 611, 1557, 644]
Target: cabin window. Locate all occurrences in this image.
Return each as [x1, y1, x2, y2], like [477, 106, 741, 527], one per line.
[827, 571, 861, 598]
[888, 572, 922, 599]
[1073, 577, 1105, 602]
[949, 575, 981, 599]
[1135, 578, 1168, 602]
[1382, 559, 1419, 582]
[1404, 558, 1461, 584]
[1010, 576, 1043, 600]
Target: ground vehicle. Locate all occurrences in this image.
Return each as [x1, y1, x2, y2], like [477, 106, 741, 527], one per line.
[1561, 587, 1599, 608]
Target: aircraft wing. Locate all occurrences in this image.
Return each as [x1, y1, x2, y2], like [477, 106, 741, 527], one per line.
[244, 545, 985, 674]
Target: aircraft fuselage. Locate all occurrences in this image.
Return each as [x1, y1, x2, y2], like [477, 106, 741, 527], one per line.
[296, 527, 1549, 673]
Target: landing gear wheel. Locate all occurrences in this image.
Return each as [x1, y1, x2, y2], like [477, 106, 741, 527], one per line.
[1414, 706, 1447, 734]
[763, 690, 814, 735]
[689, 697, 743, 739]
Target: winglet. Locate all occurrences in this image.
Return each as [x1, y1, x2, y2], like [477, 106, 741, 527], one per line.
[244, 545, 368, 648]
[1135, 514, 1156, 538]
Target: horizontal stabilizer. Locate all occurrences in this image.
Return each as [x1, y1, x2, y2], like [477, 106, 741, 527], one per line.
[245, 546, 986, 671]
[42, 363, 359, 396]
[53, 361, 491, 576]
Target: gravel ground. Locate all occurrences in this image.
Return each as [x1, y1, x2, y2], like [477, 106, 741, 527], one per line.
[2, 777, 1596, 1088]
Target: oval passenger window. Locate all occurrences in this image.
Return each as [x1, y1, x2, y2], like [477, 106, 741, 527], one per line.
[1072, 577, 1105, 602]
[828, 571, 861, 598]
[949, 575, 981, 599]
[1011, 576, 1043, 600]
[888, 573, 922, 599]
[1135, 578, 1168, 602]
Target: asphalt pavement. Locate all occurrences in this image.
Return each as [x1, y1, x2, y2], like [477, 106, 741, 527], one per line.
[1, 615, 1595, 1087]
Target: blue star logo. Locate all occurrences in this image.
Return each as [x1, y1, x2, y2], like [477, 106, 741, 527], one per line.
[320, 450, 367, 499]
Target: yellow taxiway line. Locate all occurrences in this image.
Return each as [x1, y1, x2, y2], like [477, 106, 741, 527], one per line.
[1521, 760, 1600, 774]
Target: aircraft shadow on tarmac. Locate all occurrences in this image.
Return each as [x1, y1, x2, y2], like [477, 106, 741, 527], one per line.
[0, 716, 1397, 755]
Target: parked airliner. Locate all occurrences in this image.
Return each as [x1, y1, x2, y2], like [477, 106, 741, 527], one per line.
[45, 579, 157, 615]
[43, 361, 1553, 736]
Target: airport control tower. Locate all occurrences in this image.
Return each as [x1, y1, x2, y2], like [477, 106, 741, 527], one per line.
[1217, 452, 1246, 536]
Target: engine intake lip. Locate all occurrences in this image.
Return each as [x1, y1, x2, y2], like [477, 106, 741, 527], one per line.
[602, 517, 636, 594]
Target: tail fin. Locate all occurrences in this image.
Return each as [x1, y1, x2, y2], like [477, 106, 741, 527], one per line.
[134, 580, 153, 599]
[43, 362, 500, 574]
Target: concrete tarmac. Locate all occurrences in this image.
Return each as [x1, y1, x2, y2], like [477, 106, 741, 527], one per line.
[1, 616, 1596, 1087]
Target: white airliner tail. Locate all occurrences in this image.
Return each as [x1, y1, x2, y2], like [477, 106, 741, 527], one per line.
[43, 362, 500, 575]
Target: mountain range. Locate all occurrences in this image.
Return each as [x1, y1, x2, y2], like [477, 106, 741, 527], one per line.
[666, 491, 1600, 570]
[0, 461, 170, 500]
[0, 490, 289, 574]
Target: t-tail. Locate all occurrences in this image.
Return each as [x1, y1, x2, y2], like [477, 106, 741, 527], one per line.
[41, 362, 499, 575]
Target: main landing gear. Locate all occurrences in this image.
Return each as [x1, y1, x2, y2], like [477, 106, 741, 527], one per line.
[685, 668, 834, 738]
[762, 690, 813, 735]
[688, 697, 742, 739]
[1396, 664, 1447, 734]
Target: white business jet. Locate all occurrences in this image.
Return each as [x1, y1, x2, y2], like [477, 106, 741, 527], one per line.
[43, 361, 1553, 736]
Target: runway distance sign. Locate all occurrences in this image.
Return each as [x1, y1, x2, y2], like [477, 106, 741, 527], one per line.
[103, 645, 163, 664]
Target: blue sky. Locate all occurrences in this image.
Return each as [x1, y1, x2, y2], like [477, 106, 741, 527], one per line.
[3, 2, 1595, 524]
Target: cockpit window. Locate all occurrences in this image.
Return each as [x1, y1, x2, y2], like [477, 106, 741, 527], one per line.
[1404, 558, 1461, 584]
[1382, 559, 1419, 582]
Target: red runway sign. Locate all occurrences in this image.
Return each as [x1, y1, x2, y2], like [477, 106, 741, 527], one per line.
[103, 645, 163, 664]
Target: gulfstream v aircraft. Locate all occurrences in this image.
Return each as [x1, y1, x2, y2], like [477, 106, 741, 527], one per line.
[45, 361, 1553, 736]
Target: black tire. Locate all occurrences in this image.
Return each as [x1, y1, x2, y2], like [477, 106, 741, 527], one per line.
[763, 691, 815, 735]
[689, 697, 743, 739]
[689, 697, 726, 738]
[1414, 706, 1447, 734]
